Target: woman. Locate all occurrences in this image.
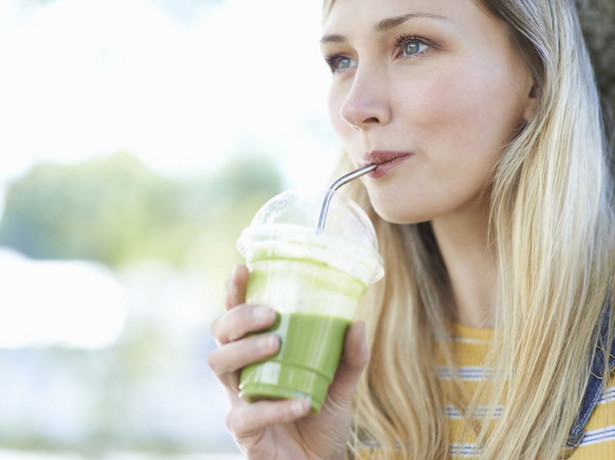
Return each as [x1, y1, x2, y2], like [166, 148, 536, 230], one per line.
[208, 0, 615, 458]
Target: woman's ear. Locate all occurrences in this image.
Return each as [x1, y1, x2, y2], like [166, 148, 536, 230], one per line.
[523, 83, 538, 121]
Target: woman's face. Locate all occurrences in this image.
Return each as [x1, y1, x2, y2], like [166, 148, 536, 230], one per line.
[321, 0, 535, 224]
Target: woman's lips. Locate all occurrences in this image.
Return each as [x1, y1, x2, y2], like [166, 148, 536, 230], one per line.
[364, 151, 412, 178]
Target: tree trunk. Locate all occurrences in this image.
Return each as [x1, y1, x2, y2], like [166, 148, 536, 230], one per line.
[577, 0, 615, 136]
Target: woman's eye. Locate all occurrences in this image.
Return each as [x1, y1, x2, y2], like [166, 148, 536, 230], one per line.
[397, 36, 430, 58]
[325, 55, 357, 73]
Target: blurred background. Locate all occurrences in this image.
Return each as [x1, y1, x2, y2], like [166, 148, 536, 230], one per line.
[0, 0, 340, 458]
[2, 1, 611, 459]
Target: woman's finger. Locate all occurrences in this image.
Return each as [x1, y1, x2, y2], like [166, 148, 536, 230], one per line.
[207, 333, 279, 379]
[226, 398, 311, 441]
[224, 265, 249, 310]
[210, 304, 276, 345]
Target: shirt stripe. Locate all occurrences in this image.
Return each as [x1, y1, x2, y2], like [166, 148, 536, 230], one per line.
[444, 405, 503, 419]
[437, 366, 492, 381]
[579, 425, 615, 447]
[450, 444, 481, 458]
[453, 336, 490, 345]
[597, 386, 615, 405]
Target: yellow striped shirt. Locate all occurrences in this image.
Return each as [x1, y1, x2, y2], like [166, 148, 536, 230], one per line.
[358, 323, 615, 459]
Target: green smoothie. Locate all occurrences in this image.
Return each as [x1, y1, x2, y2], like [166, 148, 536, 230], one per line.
[235, 189, 384, 415]
[238, 251, 366, 414]
[239, 312, 351, 414]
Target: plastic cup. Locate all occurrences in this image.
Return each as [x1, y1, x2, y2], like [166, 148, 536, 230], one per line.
[236, 189, 384, 414]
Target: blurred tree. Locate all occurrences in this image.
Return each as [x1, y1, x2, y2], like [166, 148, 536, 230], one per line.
[577, 0, 615, 136]
[0, 152, 283, 268]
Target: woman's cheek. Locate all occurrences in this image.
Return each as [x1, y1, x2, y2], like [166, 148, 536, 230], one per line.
[328, 93, 348, 137]
[401, 72, 467, 128]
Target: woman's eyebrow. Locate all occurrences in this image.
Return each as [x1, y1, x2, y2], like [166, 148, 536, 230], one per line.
[374, 12, 448, 32]
[320, 34, 347, 45]
[321, 12, 448, 44]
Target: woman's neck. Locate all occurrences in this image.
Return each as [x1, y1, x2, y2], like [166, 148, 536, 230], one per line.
[431, 201, 496, 329]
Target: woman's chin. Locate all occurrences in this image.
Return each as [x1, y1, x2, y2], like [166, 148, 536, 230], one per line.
[370, 200, 431, 226]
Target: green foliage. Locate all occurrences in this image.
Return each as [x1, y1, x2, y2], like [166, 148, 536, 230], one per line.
[0, 152, 284, 268]
[0, 151, 287, 454]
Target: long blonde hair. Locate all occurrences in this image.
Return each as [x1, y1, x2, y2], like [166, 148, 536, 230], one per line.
[322, 1, 615, 458]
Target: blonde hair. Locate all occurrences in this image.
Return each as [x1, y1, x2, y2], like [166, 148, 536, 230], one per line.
[322, 0, 615, 458]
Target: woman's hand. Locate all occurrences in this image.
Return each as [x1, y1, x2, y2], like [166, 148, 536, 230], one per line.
[207, 264, 370, 460]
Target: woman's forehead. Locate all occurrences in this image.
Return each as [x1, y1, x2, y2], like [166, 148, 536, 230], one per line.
[322, 0, 498, 36]
[323, 0, 497, 24]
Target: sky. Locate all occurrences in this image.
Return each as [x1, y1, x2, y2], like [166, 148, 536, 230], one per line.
[0, 0, 341, 348]
[0, 0, 340, 186]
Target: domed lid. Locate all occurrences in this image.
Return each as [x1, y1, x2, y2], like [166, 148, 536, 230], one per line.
[236, 189, 384, 285]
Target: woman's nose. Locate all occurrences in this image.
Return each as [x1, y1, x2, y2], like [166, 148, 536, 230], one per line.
[339, 67, 391, 130]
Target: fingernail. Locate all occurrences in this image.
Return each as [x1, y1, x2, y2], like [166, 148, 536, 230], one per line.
[253, 306, 273, 323]
[291, 398, 309, 416]
[227, 266, 237, 286]
[257, 334, 278, 351]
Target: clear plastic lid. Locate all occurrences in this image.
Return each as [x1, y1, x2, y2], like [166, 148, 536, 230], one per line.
[236, 189, 384, 285]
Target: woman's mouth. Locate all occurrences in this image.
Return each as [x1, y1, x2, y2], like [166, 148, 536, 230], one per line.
[364, 151, 412, 178]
